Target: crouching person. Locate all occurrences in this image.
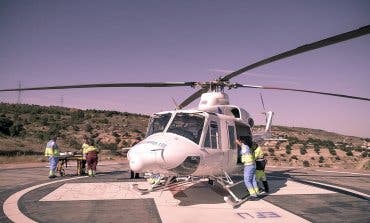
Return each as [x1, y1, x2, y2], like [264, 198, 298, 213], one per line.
[86, 138, 99, 177]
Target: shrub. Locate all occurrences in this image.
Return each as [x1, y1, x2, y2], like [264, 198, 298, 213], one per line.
[285, 145, 291, 154]
[98, 142, 118, 151]
[69, 138, 81, 150]
[361, 151, 368, 157]
[9, 122, 24, 137]
[84, 123, 93, 133]
[319, 156, 324, 163]
[346, 150, 353, 156]
[71, 110, 85, 122]
[40, 115, 49, 126]
[0, 115, 13, 135]
[329, 148, 337, 156]
[303, 160, 310, 167]
[268, 148, 275, 156]
[314, 145, 320, 154]
[300, 147, 307, 155]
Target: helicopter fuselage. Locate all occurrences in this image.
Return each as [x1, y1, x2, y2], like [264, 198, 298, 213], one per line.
[127, 93, 256, 177]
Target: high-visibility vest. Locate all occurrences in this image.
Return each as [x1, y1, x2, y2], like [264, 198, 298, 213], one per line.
[85, 145, 99, 154]
[44, 140, 60, 156]
[254, 146, 264, 160]
[240, 144, 254, 165]
[82, 143, 89, 159]
[241, 153, 254, 165]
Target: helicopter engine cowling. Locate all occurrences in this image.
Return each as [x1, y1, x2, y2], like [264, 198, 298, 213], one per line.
[127, 133, 201, 175]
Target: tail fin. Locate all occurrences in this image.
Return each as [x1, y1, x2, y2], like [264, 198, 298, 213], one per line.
[264, 111, 274, 133]
[253, 110, 274, 142]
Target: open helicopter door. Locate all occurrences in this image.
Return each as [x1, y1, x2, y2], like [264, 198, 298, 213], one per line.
[235, 122, 252, 165]
[226, 121, 237, 168]
[201, 114, 223, 175]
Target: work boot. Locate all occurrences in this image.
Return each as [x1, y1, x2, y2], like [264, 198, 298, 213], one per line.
[263, 181, 269, 193]
[48, 170, 56, 178]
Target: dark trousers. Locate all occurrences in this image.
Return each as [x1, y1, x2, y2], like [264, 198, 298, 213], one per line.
[86, 152, 98, 171]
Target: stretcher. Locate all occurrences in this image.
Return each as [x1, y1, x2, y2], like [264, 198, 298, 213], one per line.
[56, 154, 85, 176]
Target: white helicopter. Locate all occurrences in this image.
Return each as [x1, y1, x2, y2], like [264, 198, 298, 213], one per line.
[1, 25, 369, 204]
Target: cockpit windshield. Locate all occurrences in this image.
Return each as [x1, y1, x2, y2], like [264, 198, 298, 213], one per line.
[167, 113, 205, 144]
[146, 113, 171, 136]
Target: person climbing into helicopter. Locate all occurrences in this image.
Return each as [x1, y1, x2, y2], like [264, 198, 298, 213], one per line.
[253, 141, 269, 193]
[236, 136, 259, 199]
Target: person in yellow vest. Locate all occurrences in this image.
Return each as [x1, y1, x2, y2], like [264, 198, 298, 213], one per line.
[44, 136, 60, 178]
[86, 138, 99, 177]
[236, 137, 259, 199]
[253, 142, 269, 193]
[80, 136, 89, 175]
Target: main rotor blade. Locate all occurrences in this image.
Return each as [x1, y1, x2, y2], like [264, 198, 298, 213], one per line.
[221, 25, 370, 81]
[178, 88, 208, 109]
[0, 82, 196, 92]
[236, 84, 370, 101]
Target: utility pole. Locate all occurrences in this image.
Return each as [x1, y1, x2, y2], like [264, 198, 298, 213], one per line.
[60, 95, 64, 107]
[17, 81, 22, 104]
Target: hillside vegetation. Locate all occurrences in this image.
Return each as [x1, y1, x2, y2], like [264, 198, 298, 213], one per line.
[0, 103, 148, 157]
[0, 103, 369, 170]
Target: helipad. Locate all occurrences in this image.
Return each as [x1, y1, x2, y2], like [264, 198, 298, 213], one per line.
[1, 163, 369, 223]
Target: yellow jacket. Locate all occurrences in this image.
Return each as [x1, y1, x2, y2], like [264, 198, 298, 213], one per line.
[44, 140, 60, 156]
[85, 145, 99, 154]
[240, 144, 254, 165]
[254, 146, 264, 160]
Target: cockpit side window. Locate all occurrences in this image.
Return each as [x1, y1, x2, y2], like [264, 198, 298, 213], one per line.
[231, 108, 240, 118]
[204, 121, 219, 149]
[146, 113, 172, 136]
[167, 113, 205, 144]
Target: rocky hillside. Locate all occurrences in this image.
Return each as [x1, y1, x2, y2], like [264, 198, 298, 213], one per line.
[0, 103, 148, 156]
[255, 126, 369, 170]
[0, 103, 369, 170]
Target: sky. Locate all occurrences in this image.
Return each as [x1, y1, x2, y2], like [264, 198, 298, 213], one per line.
[0, 0, 369, 138]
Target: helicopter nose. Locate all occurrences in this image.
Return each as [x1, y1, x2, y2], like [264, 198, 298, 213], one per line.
[129, 155, 144, 172]
[128, 151, 155, 172]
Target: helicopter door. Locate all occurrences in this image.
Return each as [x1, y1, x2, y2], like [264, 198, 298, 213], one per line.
[202, 117, 222, 174]
[226, 123, 237, 169]
[235, 123, 252, 165]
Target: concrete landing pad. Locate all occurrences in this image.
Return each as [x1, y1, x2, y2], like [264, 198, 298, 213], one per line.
[2, 165, 369, 223]
[38, 179, 335, 223]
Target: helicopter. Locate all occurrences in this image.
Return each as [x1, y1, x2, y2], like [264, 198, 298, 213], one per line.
[1, 25, 369, 204]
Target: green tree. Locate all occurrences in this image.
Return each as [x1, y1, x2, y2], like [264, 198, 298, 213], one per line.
[9, 122, 24, 137]
[0, 115, 13, 135]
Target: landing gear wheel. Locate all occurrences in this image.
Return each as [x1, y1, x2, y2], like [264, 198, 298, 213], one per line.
[208, 179, 214, 185]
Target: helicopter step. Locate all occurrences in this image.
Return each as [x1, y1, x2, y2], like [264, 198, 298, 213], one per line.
[224, 195, 252, 208]
[212, 172, 253, 207]
[130, 175, 191, 195]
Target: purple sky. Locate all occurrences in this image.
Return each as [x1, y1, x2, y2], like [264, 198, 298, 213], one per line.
[0, 1, 369, 138]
